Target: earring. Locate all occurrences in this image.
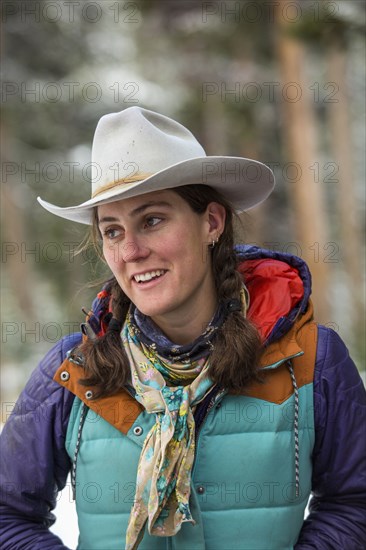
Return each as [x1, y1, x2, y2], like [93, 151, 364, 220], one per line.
[209, 236, 219, 249]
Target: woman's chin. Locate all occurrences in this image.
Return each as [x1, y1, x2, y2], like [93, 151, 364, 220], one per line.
[134, 304, 171, 319]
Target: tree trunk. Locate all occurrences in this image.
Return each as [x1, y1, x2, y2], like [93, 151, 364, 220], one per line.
[326, 39, 364, 345]
[275, 2, 331, 323]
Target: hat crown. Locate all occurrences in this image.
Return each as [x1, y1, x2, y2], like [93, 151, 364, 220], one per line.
[91, 107, 206, 190]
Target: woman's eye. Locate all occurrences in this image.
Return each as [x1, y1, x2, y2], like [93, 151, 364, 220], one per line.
[103, 228, 121, 240]
[145, 216, 162, 228]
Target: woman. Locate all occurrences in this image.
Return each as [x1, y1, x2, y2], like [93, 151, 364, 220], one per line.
[1, 107, 365, 549]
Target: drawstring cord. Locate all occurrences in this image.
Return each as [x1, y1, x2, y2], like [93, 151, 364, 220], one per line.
[71, 402, 89, 500]
[287, 361, 300, 498]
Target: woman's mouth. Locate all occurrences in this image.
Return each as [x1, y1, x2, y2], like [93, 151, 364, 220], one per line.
[133, 269, 167, 284]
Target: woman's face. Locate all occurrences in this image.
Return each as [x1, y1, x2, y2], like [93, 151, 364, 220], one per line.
[98, 189, 225, 333]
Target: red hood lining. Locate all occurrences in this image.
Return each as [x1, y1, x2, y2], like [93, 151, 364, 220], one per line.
[238, 259, 304, 340]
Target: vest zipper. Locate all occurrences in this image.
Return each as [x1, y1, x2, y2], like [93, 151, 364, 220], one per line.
[195, 388, 226, 441]
[192, 389, 226, 483]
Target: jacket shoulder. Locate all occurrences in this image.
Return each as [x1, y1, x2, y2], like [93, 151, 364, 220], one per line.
[314, 325, 365, 407]
[14, 333, 83, 413]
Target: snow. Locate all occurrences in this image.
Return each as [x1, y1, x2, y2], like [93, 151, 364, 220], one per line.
[51, 477, 79, 548]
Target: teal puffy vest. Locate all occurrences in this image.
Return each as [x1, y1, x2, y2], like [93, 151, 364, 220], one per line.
[66, 381, 314, 550]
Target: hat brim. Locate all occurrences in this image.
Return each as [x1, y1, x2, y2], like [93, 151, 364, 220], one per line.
[37, 156, 274, 225]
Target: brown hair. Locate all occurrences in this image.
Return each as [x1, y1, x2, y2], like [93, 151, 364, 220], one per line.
[77, 184, 261, 397]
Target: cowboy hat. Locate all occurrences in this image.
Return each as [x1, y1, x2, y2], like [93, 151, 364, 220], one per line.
[37, 106, 275, 225]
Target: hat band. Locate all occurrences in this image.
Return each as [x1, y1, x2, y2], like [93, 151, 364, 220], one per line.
[92, 173, 153, 198]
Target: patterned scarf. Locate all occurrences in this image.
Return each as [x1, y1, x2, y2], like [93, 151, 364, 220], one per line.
[122, 309, 222, 549]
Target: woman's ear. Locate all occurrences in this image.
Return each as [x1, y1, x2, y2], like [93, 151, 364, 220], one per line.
[206, 202, 226, 241]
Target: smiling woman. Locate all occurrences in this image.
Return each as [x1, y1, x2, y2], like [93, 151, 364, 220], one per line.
[98, 192, 222, 337]
[0, 107, 365, 550]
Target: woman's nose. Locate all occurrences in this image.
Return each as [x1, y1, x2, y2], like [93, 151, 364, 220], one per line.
[119, 238, 150, 263]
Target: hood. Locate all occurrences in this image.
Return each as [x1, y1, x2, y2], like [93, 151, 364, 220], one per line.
[235, 244, 312, 346]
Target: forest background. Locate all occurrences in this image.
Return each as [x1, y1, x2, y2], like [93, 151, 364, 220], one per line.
[1, 0, 365, 410]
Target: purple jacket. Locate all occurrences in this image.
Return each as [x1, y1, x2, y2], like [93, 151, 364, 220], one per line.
[1, 247, 365, 549]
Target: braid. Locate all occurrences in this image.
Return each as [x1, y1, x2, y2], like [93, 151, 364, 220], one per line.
[212, 216, 240, 301]
[209, 221, 262, 390]
[77, 279, 132, 398]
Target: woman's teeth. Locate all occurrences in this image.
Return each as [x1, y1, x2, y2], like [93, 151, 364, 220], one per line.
[134, 270, 165, 283]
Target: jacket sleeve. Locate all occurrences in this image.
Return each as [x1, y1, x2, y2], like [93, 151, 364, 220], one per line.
[295, 326, 366, 549]
[0, 334, 81, 550]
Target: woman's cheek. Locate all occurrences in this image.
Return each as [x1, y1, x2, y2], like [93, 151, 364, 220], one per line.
[103, 245, 118, 271]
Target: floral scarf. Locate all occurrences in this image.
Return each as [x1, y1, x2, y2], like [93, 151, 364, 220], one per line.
[122, 309, 222, 549]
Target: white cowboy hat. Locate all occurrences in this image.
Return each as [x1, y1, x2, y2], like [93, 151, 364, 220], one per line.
[38, 106, 275, 225]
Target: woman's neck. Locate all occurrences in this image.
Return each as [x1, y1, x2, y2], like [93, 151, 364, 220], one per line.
[151, 293, 218, 345]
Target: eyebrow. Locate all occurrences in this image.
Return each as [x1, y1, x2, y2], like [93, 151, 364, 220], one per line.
[98, 200, 173, 225]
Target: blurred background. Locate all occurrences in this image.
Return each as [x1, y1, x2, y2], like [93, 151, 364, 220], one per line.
[1, 0, 365, 408]
[1, 1, 365, 545]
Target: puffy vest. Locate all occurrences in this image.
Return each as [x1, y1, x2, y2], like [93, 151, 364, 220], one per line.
[65, 372, 314, 549]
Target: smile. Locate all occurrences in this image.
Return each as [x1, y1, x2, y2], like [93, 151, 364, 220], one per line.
[133, 270, 167, 283]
